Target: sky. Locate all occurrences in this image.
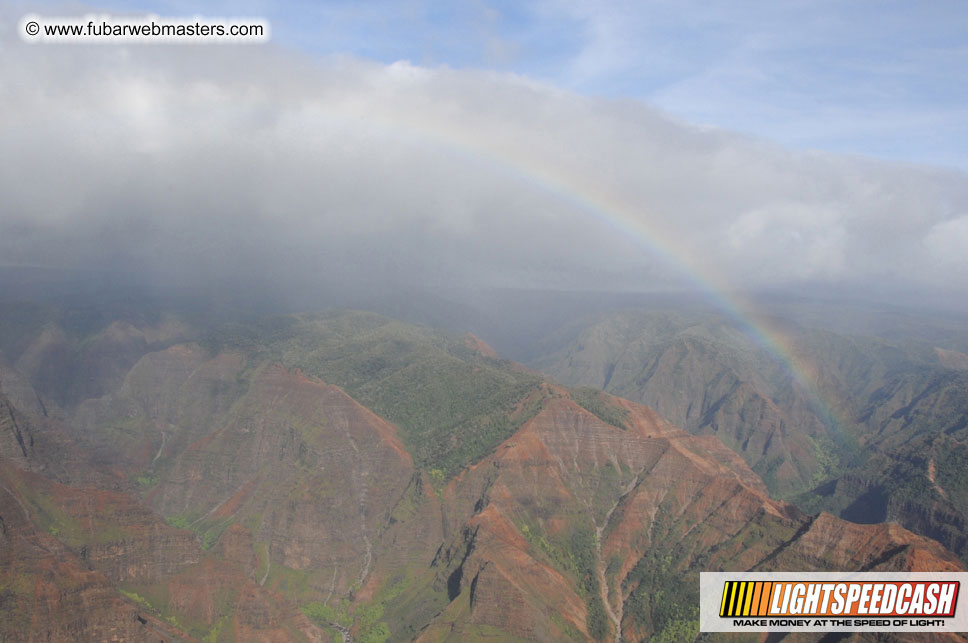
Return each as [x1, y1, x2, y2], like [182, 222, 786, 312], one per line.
[20, 0, 966, 170]
[279, 0, 968, 171]
[1, 1, 967, 306]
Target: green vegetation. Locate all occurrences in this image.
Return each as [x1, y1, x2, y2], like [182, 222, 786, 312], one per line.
[518, 518, 608, 640]
[202, 617, 227, 643]
[302, 601, 350, 628]
[378, 567, 450, 643]
[936, 438, 968, 509]
[135, 473, 158, 489]
[752, 455, 785, 496]
[8, 473, 131, 548]
[586, 593, 609, 641]
[624, 551, 697, 639]
[569, 387, 629, 430]
[604, 553, 622, 587]
[806, 434, 840, 487]
[652, 616, 699, 642]
[119, 574, 237, 640]
[165, 511, 232, 550]
[0, 572, 36, 596]
[519, 522, 578, 579]
[166, 513, 193, 529]
[119, 588, 152, 609]
[341, 570, 426, 643]
[622, 494, 700, 638]
[201, 314, 301, 355]
[200, 527, 222, 550]
[590, 460, 623, 525]
[568, 524, 609, 640]
[265, 562, 316, 602]
[204, 312, 545, 480]
[353, 601, 390, 643]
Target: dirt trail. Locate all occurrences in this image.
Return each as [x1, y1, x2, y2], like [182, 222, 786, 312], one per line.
[345, 434, 372, 585]
[928, 457, 947, 498]
[593, 474, 640, 642]
[150, 430, 167, 468]
[259, 552, 271, 586]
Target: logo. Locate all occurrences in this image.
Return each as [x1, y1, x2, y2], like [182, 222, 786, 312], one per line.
[719, 580, 958, 618]
[700, 572, 968, 633]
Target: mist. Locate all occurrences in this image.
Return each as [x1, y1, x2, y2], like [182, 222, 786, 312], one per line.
[3, 24, 968, 311]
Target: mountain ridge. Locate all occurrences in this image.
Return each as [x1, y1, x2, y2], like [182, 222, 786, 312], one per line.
[0, 306, 964, 641]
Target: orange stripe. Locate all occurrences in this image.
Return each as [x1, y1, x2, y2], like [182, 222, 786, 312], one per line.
[750, 582, 762, 616]
[759, 581, 772, 616]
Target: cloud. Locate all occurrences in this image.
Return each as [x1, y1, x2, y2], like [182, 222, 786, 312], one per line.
[923, 214, 968, 282]
[1, 26, 967, 304]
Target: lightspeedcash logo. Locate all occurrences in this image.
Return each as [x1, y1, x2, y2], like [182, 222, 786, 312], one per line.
[719, 580, 957, 617]
[701, 572, 968, 633]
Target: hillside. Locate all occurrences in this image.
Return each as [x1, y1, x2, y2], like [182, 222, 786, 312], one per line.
[529, 307, 968, 564]
[0, 306, 964, 641]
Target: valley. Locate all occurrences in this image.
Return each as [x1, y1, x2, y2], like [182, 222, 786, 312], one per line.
[1, 297, 966, 641]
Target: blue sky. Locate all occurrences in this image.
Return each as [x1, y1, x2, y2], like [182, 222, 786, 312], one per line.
[25, 0, 966, 170]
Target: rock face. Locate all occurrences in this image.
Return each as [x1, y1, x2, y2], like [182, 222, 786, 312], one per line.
[156, 362, 422, 596]
[0, 309, 964, 642]
[9, 315, 190, 409]
[77, 345, 437, 601]
[0, 392, 33, 465]
[795, 368, 968, 562]
[464, 333, 499, 359]
[531, 308, 968, 569]
[0, 467, 185, 642]
[10, 467, 201, 585]
[936, 347, 968, 370]
[530, 312, 835, 495]
[424, 389, 962, 641]
[30, 330, 444, 639]
[0, 350, 48, 418]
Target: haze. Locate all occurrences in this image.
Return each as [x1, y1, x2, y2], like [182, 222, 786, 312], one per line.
[2, 4, 967, 310]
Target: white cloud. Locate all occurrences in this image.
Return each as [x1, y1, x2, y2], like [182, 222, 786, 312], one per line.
[923, 215, 968, 280]
[0, 29, 966, 301]
[726, 203, 847, 282]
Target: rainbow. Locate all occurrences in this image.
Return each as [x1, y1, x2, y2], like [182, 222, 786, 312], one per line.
[315, 86, 846, 435]
[484, 149, 846, 436]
